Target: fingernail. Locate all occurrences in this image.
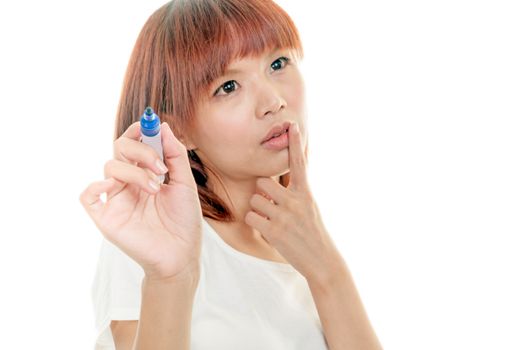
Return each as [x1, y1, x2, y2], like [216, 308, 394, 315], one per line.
[156, 159, 168, 173]
[293, 123, 299, 133]
[149, 180, 160, 191]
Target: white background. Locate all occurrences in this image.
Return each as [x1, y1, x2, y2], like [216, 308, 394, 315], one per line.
[0, 0, 523, 349]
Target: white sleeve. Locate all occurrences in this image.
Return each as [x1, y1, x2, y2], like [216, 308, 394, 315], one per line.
[91, 237, 144, 349]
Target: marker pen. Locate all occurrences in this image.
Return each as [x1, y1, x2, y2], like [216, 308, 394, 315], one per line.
[140, 107, 165, 184]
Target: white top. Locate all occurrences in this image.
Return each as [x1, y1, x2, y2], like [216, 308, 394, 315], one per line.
[91, 216, 329, 349]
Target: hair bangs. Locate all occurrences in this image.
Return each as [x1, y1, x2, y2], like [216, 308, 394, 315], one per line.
[187, 0, 304, 98]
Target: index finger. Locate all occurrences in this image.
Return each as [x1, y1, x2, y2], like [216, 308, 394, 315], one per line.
[121, 121, 142, 140]
[287, 122, 307, 190]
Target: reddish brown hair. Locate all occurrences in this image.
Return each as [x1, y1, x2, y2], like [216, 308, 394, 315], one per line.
[114, 0, 306, 222]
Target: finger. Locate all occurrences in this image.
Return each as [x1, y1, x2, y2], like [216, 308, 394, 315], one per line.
[79, 178, 117, 221]
[114, 121, 143, 164]
[249, 193, 279, 220]
[121, 121, 142, 140]
[104, 159, 162, 195]
[255, 177, 287, 205]
[287, 122, 308, 191]
[160, 122, 195, 187]
[114, 137, 168, 176]
[244, 210, 272, 235]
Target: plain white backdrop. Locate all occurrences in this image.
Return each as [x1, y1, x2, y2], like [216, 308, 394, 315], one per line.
[0, 0, 523, 348]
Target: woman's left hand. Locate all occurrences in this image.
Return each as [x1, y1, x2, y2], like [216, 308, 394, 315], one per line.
[244, 122, 345, 284]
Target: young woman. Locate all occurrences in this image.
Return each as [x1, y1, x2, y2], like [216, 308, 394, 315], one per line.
[79, 0, 383, 349]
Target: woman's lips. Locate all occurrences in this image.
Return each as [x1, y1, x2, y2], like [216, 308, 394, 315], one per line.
[261, 130, 289, 150]
[261, 121, 291, 144]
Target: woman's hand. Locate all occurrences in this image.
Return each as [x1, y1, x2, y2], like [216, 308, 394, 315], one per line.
[79, 121, 202, 281]
[245, 122, 345, 284]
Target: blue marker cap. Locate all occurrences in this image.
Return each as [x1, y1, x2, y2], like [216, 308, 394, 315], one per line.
[140, 107, 161, 137]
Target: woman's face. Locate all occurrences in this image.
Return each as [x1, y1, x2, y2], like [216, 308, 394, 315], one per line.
[187, 48, 307, 183]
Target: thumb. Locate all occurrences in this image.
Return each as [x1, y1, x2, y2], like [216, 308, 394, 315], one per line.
[160, 122, 195, 187]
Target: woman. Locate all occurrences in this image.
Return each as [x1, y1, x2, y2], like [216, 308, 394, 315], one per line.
[79, 0, 383, 349]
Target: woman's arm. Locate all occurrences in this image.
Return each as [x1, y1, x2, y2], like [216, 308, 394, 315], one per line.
[307, 254, 383, 350]
[133, 265, 200, 350]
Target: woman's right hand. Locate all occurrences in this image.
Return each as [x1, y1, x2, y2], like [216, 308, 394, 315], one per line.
[79, 121, 202, 281]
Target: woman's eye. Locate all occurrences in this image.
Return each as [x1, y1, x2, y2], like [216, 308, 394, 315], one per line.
[213, 57, 290, 97]
[214, 80, 239, 96]
[270, 56, 290, 72]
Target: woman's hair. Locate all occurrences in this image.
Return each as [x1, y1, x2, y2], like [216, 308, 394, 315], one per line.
[114, 0, 307, 222]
